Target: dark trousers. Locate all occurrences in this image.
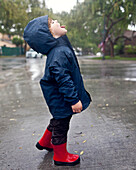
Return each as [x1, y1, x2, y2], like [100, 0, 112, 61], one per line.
[47, 115, 72, 145]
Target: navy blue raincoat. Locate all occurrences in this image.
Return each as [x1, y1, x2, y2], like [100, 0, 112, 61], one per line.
[23, 15, 92, 119]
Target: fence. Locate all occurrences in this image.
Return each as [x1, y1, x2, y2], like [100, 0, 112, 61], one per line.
[1, 46, 24, 56]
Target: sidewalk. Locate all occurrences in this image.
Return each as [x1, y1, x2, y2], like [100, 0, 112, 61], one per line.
[0, 58, 136, 170]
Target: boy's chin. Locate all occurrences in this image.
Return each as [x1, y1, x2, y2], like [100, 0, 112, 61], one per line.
[64, 29, 67, 34]
[64, 30, 67, 34]
[62, 28, 67, 33]
[61, 29, 67, 36]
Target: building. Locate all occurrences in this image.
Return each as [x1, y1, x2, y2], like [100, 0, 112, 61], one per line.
[123, 30, 136, 57]
[0, 33, 16, 47]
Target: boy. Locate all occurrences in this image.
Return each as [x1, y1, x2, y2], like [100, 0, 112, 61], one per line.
[23, 15, 92, 166]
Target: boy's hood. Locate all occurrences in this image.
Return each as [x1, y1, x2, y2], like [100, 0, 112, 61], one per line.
[23, 15, 58, 55]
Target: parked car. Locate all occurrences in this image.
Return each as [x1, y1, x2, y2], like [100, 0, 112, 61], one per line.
[96, 52, 103, 57]
[26, 48, 43, 58]
[0, 47, 2, 55]
[74, 50, 82, 56]
[73, 48, 82, 56]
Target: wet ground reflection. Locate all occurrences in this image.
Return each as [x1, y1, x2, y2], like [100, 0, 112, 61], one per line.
[1, 57, 136, 81]
[79, 60, 136, 81]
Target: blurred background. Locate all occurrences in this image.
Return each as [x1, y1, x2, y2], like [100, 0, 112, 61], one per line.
[0, 0, 136, 59]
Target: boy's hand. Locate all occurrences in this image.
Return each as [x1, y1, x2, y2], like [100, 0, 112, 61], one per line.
[71, 100, 83, 113]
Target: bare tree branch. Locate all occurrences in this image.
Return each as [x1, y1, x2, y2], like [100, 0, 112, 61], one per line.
[114, 35, 131, 44]
[106, 16, 125, 37]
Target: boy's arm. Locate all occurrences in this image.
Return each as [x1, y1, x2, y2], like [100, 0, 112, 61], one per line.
[49, 64, 79, 106]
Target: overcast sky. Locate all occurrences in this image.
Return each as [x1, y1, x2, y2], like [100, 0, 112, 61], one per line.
[45, 0, 84, 13]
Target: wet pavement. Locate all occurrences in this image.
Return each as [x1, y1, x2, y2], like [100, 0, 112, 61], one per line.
[0, 56, 136, 170]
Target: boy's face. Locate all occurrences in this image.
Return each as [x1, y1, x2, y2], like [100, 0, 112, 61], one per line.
[50, 20, 67, 38]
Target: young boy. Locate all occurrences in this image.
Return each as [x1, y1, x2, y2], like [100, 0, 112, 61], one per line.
[23, 15, 92, 166]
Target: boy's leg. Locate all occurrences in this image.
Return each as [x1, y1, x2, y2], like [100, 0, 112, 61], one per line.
[36, 115, 71, 151]
[51, 115, 72, 145]
[46, 118, 54, 132]
[51, 115, 80, 166]
[36, 118, 54, 151]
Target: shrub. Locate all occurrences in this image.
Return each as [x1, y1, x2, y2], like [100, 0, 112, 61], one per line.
[124, 45, 136, 54]
[114, 44, 124, 55]
[12, 37, 24, 47]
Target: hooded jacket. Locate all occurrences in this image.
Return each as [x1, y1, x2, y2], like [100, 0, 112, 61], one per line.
[23, 15, 92, 119]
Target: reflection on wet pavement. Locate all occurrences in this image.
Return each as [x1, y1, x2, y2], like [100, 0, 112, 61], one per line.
[25, 57, 45, 81]
[79, 60, 136, 81]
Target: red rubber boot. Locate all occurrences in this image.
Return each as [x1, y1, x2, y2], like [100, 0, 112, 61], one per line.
[36, 129, 53, 151]
[53, 143, 80, 166]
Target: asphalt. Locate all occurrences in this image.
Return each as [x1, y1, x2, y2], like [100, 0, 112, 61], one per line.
[0, 56, 136, 170]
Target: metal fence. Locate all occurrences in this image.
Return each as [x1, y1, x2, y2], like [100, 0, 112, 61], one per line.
[1, 46, 24, 56]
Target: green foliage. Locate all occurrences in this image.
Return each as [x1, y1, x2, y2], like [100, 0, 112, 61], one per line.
[91, 55, 136, 60]
[124, 45, 136, 54]
[0, 0, 29, 35]
[114, 44, 124, 55]
[12, 37, 24, 46]
[0, 0, 54, 36]
[56, 0, 136, 56]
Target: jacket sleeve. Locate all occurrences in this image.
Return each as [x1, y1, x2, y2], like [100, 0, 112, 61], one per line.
[49, 60, 79, 106]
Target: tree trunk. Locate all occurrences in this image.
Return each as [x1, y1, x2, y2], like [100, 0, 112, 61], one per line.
[24, 40, 27, 55]
[109, 39, 114, 57]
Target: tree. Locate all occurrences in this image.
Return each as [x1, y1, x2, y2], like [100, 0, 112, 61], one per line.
[57, 0, 136, 56]
[0, 0, 29, 36]
[12, 36, 24, 47]
[0, 0, 55, 54]
[0, 0, 54, 36]
[82, 0, 136, 57]
[103, 0, 136, 57]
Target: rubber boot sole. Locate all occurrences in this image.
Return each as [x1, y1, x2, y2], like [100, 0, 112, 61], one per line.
[36, 142, 53, 152]
[54, 157, 80, 166]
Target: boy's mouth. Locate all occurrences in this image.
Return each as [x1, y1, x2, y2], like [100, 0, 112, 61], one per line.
[60, 25, 65, 28]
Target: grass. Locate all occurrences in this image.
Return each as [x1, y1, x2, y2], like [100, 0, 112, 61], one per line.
[91, 55, 136, 61]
